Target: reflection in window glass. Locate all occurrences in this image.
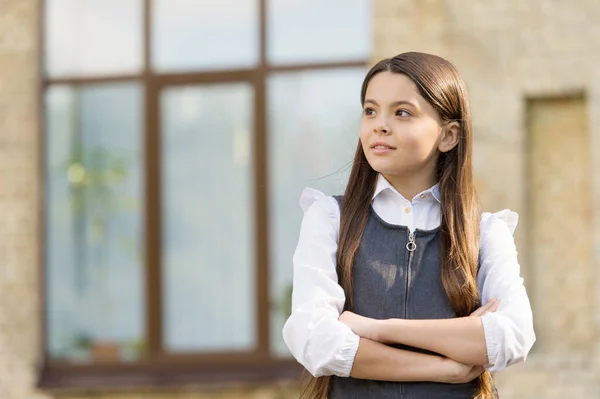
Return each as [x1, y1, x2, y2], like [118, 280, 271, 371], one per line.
[161, 83, 256, 352]
[45, 83, 144, 363]
[45, 0, 142, 77]
[267, 68, 365, 356]
[267, 0, 371, 64]
[153, 0, 259, 71]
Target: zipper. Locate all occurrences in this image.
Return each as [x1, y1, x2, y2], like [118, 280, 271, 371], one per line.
[406, 231, 417, 252]
[401, 229, 417, 398]
[403, 229, 416, 319]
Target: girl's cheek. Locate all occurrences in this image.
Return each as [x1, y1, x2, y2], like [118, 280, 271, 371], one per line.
[359, 125, 371, 141]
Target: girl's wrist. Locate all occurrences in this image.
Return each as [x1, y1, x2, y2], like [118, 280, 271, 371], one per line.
[435, 356, 461, 383]
[434, 356, 455, 383]
[373, 319, 400, 344]
[371, 318, 386, 342]
[374, 318, 402, 344]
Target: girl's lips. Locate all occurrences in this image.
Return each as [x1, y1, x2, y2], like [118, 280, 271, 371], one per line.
[371, 147, 394, 155]
[370, 142, 396, 155]
[370, 141, 396, 149]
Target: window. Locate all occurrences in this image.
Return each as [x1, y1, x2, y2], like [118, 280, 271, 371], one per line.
[42, 0, 370, 388]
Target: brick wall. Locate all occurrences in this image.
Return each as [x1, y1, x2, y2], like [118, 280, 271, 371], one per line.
[0, 0, 47, 398]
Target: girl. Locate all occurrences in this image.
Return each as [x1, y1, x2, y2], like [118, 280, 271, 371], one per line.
[282, 52, 535, 399]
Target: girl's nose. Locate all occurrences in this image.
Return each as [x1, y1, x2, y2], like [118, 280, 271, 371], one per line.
[373, 122, 390, 135]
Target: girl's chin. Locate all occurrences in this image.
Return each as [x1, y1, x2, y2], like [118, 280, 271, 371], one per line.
[367, 159, 403, 174]
[369, 166, 405, 176]
[369, 162, 421, 177]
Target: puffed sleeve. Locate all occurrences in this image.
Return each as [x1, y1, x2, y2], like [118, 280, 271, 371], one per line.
[478, 210, 536, 372]
[282, 188, 360, 377]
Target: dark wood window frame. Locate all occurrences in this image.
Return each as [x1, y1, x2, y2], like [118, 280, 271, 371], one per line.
[38, 0, 367, 390]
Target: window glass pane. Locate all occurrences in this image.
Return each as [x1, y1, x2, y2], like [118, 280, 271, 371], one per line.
[161, 83, 255, 352]
[267, 0, 371, 65]
[268, 68, 365, 356]
[153, 0, 259, 71]
[45, 0, 143, 77]
[45, 83, 144, 363]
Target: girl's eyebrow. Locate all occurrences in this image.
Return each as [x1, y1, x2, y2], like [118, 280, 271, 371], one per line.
[364, 98, 419, 109]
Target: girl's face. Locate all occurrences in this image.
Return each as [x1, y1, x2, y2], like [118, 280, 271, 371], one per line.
[360, 71, 455, 180]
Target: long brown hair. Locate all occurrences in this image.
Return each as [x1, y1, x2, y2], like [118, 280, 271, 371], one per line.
[300, 52, 494, 399]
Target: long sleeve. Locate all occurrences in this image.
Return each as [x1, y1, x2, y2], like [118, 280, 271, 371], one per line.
[282, 188, 359, 377]
[478, 210, 536, 372]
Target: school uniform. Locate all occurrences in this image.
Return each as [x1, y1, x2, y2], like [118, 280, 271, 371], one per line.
[282, 173, 535, 398]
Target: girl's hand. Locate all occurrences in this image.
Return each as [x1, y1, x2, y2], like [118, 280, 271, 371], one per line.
[470, 298, 500, 317]
[440, 357, 485, 384]
[339, 311, 380, 341]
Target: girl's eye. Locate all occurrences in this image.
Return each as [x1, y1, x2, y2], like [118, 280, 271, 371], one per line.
[364, 107, 376, 116]
[396, 109, 411, 117]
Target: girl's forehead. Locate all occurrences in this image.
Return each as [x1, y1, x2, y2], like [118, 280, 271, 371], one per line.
[365, 72, 423, 104]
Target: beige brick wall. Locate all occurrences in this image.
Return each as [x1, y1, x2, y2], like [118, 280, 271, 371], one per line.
[528, 97, 595, 356]
[373, 0, 600, 397]
[0, 0, 46, 398]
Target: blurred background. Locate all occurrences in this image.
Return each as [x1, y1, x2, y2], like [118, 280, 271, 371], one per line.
[0, 0, 599, 398]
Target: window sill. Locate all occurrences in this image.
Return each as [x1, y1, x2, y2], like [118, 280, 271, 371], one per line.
[38, 359, 304, 392]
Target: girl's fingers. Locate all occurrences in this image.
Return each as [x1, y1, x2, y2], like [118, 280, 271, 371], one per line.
[470, 302, 490, 316]
[471, 298, 499, 316]
[489, 298, 500, 312]
[466, 366, 485, 382]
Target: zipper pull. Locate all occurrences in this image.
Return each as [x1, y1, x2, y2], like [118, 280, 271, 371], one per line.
[406, 231, 416, 252]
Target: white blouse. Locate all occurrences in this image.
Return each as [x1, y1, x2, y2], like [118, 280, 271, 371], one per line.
[282, 174, 536, 377]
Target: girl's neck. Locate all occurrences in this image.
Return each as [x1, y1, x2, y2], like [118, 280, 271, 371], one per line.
[381, 172, 438, 202]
